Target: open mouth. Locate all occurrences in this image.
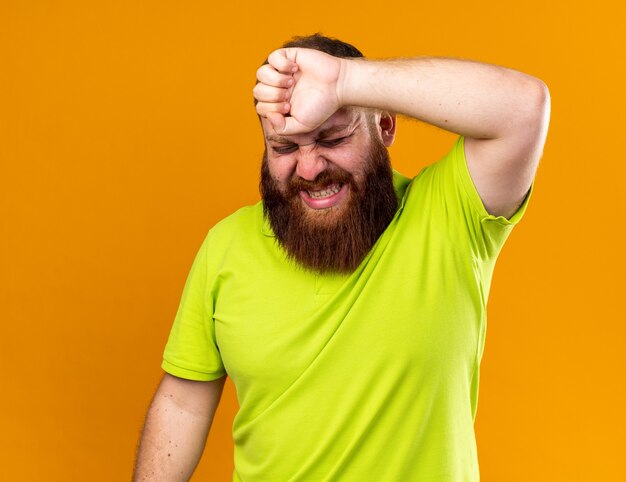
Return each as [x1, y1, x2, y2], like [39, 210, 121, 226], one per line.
[306, 183, 343, 199]
[300, 183, 348, 209]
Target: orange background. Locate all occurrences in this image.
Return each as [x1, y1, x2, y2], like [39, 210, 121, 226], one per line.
[1, 1, 624, 480]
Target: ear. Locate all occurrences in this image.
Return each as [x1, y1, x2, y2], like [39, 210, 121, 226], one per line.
[378, 111, 397, 147]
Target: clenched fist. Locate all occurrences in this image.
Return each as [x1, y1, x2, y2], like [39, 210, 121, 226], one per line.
[254, 48, 347, 135]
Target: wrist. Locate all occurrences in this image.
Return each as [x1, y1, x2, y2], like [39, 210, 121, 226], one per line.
[336, 57, 361, 108]
[336, 57, 371, 109]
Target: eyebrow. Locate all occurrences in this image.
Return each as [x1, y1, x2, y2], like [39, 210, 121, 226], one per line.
[265, 124, 356, 144]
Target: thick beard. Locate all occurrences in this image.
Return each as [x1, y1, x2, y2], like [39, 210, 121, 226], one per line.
[260, 137, 397, 274]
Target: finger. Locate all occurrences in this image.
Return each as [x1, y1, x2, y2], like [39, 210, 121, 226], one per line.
[256, 64, 294, 88]
[266, 112, 286, 133]
[275, 116, 315, 136]
[256, 101, 290, 117]
[253, 83, 290, 104]
[267, 49, 299, 74]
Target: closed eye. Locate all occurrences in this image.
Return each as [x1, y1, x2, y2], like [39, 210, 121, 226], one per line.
[271, 144, 298, 155]
[318, 136, 349, 148]
[270, 134, 351, 154]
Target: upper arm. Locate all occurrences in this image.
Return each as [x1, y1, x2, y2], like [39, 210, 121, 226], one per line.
[464, 80, 550, 219]
[157, 373, 226, 419]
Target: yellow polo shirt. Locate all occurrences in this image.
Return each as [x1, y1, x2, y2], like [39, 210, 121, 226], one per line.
[163, 136, 531, 481]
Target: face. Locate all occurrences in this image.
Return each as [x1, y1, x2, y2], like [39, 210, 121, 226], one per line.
[260, 108, 399, 274]
[262, 108, 375, 215]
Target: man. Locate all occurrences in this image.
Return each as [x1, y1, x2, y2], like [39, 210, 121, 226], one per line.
[134, 34, 550, 481]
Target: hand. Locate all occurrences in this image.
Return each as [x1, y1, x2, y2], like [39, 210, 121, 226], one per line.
[254, 48, 345, 135]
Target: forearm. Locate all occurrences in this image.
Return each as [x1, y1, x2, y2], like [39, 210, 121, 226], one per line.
[133, 375, 225, 481]
[340, 56, 548, 140]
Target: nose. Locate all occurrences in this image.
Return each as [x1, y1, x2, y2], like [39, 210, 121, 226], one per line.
[295, 145, 328, 181]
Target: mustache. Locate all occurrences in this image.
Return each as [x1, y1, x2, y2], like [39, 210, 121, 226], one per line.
[286, 168, 354, 197]
[260, 137, 397, 274]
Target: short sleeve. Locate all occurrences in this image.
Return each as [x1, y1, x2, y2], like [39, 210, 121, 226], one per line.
[162, 233, 226, 381]
[428, 136, 533, 262]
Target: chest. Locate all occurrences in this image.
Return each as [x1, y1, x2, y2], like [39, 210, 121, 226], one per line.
[212, 229, 483, 396]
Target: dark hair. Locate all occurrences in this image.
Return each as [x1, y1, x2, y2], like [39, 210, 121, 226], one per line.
[280, 33, 364, 59]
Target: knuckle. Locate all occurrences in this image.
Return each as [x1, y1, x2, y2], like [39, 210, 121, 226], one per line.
[252, 85, 264, 100]
[256, 69, 267, 82]
[267, 51, 279, 65]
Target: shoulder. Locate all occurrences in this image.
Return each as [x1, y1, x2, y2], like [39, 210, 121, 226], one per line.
[192, 202, 266, 270]
[209, 201, 265, 240]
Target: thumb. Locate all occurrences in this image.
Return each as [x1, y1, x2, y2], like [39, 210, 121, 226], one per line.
[266, 112, 286, 133]
[279, 116, 316, 136]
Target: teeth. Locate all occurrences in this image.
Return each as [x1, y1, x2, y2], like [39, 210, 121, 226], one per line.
[307, 184, 342, 199]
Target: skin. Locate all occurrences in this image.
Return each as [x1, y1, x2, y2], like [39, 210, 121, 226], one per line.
[261, 106, 396, 214]
[134, 45, 550, 480]
[255, 48, 550, 218]
[133, 374, 225, 481]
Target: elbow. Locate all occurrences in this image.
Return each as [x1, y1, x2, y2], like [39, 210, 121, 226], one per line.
[526, 78, 551, 133]
[519, 78, 551, 163]
[512, 77, 551, 143]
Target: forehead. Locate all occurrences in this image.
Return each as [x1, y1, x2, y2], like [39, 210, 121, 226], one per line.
[261, 107, 366, 144]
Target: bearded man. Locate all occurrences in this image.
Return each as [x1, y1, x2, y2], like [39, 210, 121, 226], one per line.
[134, 34, 550, 481]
